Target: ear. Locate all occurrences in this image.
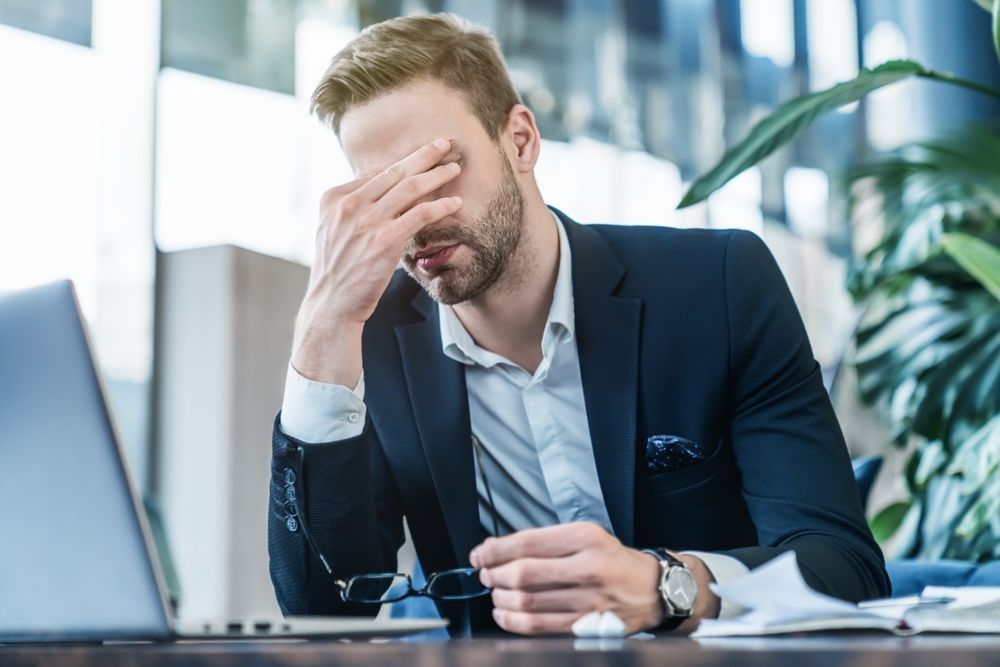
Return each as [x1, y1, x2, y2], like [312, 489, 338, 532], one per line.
[502, 104, 541, 174]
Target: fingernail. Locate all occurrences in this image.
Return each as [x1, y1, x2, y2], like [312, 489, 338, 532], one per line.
[492, 608, 502, 622]
[451, 196, 462, 206]
[479, 569, 491, 586]
[469, 548, 480, 567]
[433, 138, 449, 150]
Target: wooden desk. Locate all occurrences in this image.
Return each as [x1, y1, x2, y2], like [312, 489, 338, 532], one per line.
[4, 634, 1000, 666]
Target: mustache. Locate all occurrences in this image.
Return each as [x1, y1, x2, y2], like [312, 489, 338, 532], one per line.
[406, 224, 478, 255]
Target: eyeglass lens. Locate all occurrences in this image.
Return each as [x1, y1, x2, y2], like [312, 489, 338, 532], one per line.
[344, 573, 412, 603]
[425, 567, 490, 600]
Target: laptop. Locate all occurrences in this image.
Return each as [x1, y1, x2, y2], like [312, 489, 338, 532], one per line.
[0, 280, 447, 643]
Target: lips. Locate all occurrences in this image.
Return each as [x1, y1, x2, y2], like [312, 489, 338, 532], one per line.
[414, 243, 458, 260]
[414, 243, 460, 271]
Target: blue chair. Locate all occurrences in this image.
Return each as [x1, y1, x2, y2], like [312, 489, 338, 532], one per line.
[888, 558, 1000, 597]
[887, 560, 981, 597]
[852, 456, 882, 512]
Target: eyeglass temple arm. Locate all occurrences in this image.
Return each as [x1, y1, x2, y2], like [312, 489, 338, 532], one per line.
[296, 437, 497, 578]
[293, 447, 333, 575]
[471, 434, 501, 539]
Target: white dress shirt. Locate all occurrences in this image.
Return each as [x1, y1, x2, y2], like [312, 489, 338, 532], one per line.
[280, 211, 748, 618]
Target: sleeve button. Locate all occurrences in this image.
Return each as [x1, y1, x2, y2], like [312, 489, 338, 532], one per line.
[285, 516, 298, 532]
[283, 468, 296, 485]
[347, 413, 360, 424]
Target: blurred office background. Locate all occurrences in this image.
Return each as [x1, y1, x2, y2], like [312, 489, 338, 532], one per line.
[2, 0, 997, 620]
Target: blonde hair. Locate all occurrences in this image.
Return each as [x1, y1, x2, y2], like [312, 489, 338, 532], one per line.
[310, 13, 522, 140]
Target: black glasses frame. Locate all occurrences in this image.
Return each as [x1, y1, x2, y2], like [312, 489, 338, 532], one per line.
[333, 567, 490, 603]
[283, 433, 501, 604]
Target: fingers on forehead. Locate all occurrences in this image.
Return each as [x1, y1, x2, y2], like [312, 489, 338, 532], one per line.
[387, 139, 451, 178]
[357, 139, 450, 200]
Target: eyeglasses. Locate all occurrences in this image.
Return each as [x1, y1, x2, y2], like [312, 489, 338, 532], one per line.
[334, 567, 488, 604]
[285, 433, 500, 604]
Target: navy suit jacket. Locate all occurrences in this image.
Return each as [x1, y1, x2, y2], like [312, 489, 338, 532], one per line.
[268, 208, 890, 635]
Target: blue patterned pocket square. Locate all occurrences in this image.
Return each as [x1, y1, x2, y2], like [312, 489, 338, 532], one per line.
[644, 435, 708, 474]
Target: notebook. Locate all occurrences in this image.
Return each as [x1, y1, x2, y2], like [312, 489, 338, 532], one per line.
[692, 551, 1000, 637]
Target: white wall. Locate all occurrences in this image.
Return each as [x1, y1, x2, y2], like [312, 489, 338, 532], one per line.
[155, 245, 307, 620]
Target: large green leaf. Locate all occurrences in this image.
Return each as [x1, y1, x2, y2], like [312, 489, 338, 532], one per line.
[889, 498, 924, 558]
[945, 418, 1000, 560]
[941, 233, 1000, 303]
[680, 58, 1000, 210]
[976, 0, 1000, 65]
[678, 60, 925, 208]
[846, 125, 1000, 302]
[994, 0, 1000, 65]
[946, 415, 1000, 492]
[845, 108, 1000, 560]
[920, 474, 972, 559]
[854, 293, 1000, 446]
[870, 501, 911, 544]
[913, 442, 949, 490]
[911, 308, 1000, 438]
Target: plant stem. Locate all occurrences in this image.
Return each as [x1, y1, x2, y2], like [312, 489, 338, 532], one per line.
[917, 70, 1000, 100]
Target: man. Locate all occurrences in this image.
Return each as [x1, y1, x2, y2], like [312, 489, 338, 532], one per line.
[268, 13, 889, 637]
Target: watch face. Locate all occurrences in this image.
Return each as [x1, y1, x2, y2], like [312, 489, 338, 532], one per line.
[665, 567, 698, 613]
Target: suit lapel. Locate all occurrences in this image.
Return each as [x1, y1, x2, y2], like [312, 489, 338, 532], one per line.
[395, 292, 482, 567]
[393, 209, 642, 557]
[559, 210, 642, 546]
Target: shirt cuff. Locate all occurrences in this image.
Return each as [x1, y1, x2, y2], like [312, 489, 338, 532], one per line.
[682, 551, 750, 620]
[279, 362, 367, 443]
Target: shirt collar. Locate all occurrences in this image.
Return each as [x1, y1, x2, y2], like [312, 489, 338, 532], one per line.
[439, 209, 575, 367]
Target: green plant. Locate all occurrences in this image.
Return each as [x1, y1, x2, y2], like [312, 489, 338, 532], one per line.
[848, 132, 1000, 557]
[678, 1, 1000, 559]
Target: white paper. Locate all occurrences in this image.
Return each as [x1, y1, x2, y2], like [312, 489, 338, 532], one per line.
[922, 586, 1000, 610]
[707, 551, 860, 620]
[693, 551, 893, 638]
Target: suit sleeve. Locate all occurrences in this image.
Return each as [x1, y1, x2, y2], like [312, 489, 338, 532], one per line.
[715, 230, 891, 602]
[267, 412, 405, 616]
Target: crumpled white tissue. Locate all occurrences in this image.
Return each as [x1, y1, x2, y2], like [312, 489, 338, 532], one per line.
[571, 611, 627, 638]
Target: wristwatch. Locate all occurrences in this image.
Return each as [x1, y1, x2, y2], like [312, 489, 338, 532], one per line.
[642, 547, 698, 631]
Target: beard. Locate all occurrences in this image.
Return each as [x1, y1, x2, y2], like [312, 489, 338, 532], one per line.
[401, 150, 525, 305]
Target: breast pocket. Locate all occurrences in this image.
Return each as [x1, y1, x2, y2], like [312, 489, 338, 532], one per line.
[635, 437, 754, 550]
[639, 435, 725, 495]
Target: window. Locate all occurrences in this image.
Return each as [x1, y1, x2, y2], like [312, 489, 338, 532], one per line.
[0, 0, 91, 46]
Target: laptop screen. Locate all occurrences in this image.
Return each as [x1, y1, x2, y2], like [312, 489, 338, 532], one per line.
[0, 281, 171, 642]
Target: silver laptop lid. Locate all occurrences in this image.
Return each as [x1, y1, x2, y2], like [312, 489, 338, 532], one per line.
[0, 281, 172, 642]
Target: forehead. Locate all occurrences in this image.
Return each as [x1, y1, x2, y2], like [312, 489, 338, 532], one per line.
[339, 79, 487, 176]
